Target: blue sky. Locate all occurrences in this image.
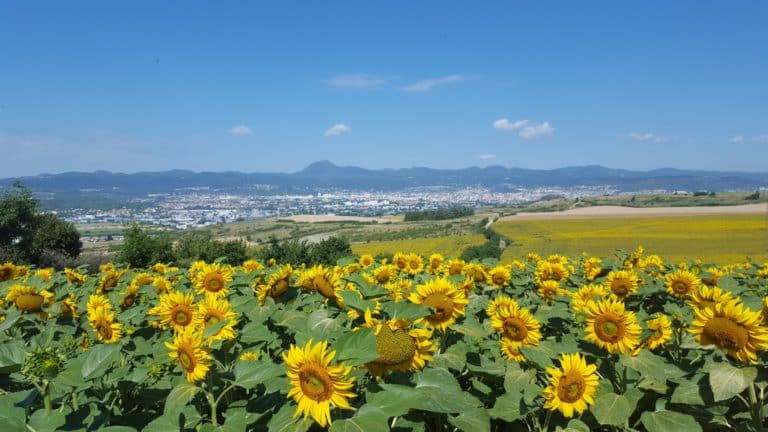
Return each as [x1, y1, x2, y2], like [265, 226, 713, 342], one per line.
[1, 1, 767, 176]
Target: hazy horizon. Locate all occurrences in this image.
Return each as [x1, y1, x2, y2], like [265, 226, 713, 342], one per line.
[2, 1, 767, 177]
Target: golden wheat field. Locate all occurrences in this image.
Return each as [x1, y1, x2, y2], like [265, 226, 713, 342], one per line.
[351, 234, 487, 257]
[495, 214, 768, 264]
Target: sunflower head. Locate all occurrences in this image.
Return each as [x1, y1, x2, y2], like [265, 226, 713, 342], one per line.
[688, 285, 735, 312]
[538, 280, 567, 304]
[603, 270, 640, 299]
[486, 295, 519, 319]
[242, 259, 264, 273]
[392, 252, 409, 272]
[148, 290, 197, 331]
[363, 315, 435, 376]
[570, 284, 608, 313]
[463, 263, 489, 283]
[535, 261, 570, 284]
[581, 257, 603, 281]
[283, 339, 356, 427]
[256, 264, 293, 304]
[584, 298, 642, 354]
[64, 268, 88, 285]
[490, 304, 542, 349]
[5, 284, 54, 313]
[164, 327, 212, 383]
[488, 265, 511, 288]
[408, 277, 468, 331]
[359, 254, 375, 267]
[194, 295, 237, 345]
[0, 262, 17, 282]
[444, 258, 466, 276]
[542, 353, 599, 418]
[193, 263, 234, 297]
[641, 313, 673, 351]
[665, 270, 701, 298]
[296, 265, 344, 304]
[689, 299, 768, 363]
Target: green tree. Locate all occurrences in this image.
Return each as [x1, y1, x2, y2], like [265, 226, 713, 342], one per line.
[0, 182, 82, 265]
[116, 224, 174, 268]
[310, 236, 352, 265]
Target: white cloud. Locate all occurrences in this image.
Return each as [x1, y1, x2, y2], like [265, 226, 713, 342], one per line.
[479, 154, 496, 160]
[627, 132, 667, 143]
[403, 74, 464, 92]
[228, 125, 253, 136]
[327, 74, 386, 89]
[492, 118, 529, 131]
[519, 122, 554, 140]
[494, 118, 553, 139]
[730, 134, 768, 144]
[323, 123, 351, 137]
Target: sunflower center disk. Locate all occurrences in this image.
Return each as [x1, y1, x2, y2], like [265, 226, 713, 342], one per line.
[423, 294, 455, 321]
[673, 282, 689, 294]
[595, 316, 623, 342]
[178, 349, 195, 371]
[205, 276, 223, 292]
[557, 373, 586, 403]
[493, 275, 505, 285]
[612, 282, 630, 296]
[97, 322, 113, 340]
[504, 318, 529, 341]
[16, 294, 44, 312]
[703, 317, 749, 350]
[372, 326, 417, 365]
[299, 365, 334, 401]
[173, 309, 192, 326]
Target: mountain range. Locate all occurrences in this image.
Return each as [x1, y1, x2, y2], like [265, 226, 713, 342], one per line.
[2, 161, 767, 201]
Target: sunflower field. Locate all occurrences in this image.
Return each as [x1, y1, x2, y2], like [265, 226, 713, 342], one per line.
[1, 248, 768, 431]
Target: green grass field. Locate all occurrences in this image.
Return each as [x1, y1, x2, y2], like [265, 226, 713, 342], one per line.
[494, 214, 768, 264]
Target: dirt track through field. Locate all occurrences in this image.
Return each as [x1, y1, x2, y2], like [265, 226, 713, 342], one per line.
[497, 203, 767, 221]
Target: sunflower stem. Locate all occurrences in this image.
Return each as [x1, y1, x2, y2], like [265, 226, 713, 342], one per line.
[541, 409, 553, 432]
[206, 376, 219, 426]
[42, 382, 52, 414]
[748, 383, 763, 431]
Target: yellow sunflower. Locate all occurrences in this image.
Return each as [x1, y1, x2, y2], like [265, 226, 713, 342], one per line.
[256, 264, 293, 304]
[242, 259, 264, 273]
[527, 252, 542, 264]
[701, 266, 727, 286]
[283, 339, 356, 428]
[689, 299, 768, 363]
[488, 265, 511, 288]
[64, 267, 87, 285]
[372, 264, 397, 285]
[188, 260, 208, 282]
[194, 295, 237, 345]
[492, 305, 541, 363]
[542, 353, 599, 418]
[165, 327, 212, 383]
[603, 270, 640, 299]
[120, 283, 140, 309]
[639, 313, 672, 351]
[581, 257, 603, 281]
[408, 277, 468, 331]
[361, 310, 435, 376]
[296, 265, 344, 304]
[623, 246, 645, 269]
[403, 253, 424, 275]
[148, 291, 197, 332]
[98, 269, 126, 293]
[762, 297, 768, 327]
[5, 284, 54, 313]
[687, 285, 736, 312]
[88, 306, 122, 344]
[570, 284, 608, 313]
[384, 279, 412, 302]
[463, 263, 489, 284]
[34, 268, 54, 281]
[0, 262, 16, 282]
[153, 276, 173, 294]
[443, 258, 465, 276]
[640, 254, 665, 278]
[240, 351, 259, 361]
[86, 294, 113, 316]
[193, 263, 234, 297]
[59, 293, 78, 318]
[538, 280, 567, 304]
[486, 295, 519, 318]
[392, 252, 409, 272]
[665, 270, 701, 298]
[359, 254, 375, 268]
[426, 253, 444, 274]
[534, 261, 570, 285]
[584, 298, 642, 354]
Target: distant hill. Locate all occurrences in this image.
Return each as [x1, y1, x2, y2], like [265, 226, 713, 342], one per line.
[2, 161, 767, 202]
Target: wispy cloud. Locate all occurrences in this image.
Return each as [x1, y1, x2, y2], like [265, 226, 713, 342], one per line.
[493, 118, 554, 140]
[493, 118, 529, 131]
[479, 154, 496, 160]
[731, 134, 768, 144]
[228, 125, 253, 136]
[627, 132, 667, 143]
[327, 74, 387, 89]
[323, 123, 351, 137]
[404, 74, 464, 92]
